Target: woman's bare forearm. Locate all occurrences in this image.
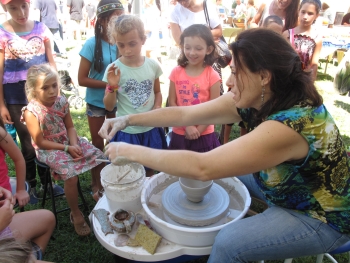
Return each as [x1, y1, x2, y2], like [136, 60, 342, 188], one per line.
[128, 93, 240, 128]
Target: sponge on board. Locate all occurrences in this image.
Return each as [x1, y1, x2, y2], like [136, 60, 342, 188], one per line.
[134, 224, 162, 254]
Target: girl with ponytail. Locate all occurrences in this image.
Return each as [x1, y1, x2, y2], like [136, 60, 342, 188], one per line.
[78, 0, 124, 201]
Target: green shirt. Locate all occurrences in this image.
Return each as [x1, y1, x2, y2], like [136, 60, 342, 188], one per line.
[239, 103, 350, 234]
[103, 57, 162, 134]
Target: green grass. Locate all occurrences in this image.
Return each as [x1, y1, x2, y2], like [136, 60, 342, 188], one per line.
[6, 61, 350, 262]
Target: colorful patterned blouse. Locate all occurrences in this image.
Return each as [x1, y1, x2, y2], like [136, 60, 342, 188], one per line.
[0, 21, 51, 84]
[238, 103, 350, 234]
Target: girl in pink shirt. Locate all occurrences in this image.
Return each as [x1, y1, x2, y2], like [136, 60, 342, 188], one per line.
[168, 24, 221, 152]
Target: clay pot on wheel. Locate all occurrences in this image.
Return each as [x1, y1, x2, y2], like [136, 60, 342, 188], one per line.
[179, 178, 213, 202]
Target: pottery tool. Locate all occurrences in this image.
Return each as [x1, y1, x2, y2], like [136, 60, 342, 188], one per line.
[116, 169, 131, 183]
[96, 159, 110, 163]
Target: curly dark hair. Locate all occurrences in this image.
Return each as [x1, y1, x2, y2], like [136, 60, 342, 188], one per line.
[177, 24, 217, 68]
[230, 28, 323, 122]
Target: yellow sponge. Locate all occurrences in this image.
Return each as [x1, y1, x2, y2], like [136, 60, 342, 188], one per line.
[135, 224, 162, 254]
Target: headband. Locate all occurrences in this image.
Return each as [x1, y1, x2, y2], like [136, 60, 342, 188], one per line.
[97, 3, 124, 17]
[1, 0, 30, 4]
[301, 0, 322, 9]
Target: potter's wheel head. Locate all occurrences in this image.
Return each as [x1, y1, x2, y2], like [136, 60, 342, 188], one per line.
[161, 182, 229, 226]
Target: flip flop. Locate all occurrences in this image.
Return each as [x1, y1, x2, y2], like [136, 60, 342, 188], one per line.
[70, 212, 91, 236]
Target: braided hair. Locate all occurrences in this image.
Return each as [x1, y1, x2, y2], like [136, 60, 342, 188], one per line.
[94, 0, 124, 73]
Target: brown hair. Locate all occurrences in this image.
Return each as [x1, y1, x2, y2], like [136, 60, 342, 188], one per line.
[108, 15, 146, 45]
[177, 24, 217, 67]
[230, 28, 323, 121]
[283, 0, 300, 30]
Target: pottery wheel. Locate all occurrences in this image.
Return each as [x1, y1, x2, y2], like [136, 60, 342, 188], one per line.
[162, 182, 230, 226]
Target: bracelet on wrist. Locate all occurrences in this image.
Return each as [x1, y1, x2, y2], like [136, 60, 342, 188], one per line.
[106, 84, 119, 93]
[64, 145, 69, 152]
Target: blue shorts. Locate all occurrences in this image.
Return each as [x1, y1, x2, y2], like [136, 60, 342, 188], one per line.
[111, 128, 167, 172]
[86, 103, 117, 117]
[111, 127, 167, 150]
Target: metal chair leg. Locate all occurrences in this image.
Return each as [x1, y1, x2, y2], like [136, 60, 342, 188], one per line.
[47, 174, 58, 226]
[41, 167, 49, 208]
[35, 158, 90, 227]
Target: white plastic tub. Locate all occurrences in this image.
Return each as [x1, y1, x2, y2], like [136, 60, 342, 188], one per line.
[141, 173, 251, 247]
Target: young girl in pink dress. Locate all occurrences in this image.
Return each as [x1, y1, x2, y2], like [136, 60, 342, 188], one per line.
[21, 64, 105, 236]
[168, 24, 221, 152]
[286, 0, 322, 81]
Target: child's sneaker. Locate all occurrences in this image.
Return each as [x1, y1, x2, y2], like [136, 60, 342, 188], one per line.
[52, 183, 65, 196]
[37, 183, 65, 198]
[29, 188, 39, 205]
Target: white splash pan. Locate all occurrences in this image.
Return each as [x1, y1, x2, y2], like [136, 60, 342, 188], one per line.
[141, 172, 251, 247]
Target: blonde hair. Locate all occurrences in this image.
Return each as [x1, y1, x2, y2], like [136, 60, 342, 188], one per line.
[0, 238, 36, 263]
[25, 64, 60, 102]
[107, 14, 146, 45]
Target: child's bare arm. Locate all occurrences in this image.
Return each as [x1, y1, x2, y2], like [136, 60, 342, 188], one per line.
[197, 81, 220, 134]
[0, 50, 11, 124]
[78, 57, 107, 88]
[63, 109, 83, 158]
[24, 110, 66, 151]
[0, 128, 28, 207]
[104, 64, 119, 111]
[63, 109, 78, 145]
[152, 78, 162, 110]
[44, 40, 57, 71]
[168, 81, 177, 107]
[103, 88, 117, 112]
[310, 38, 322, 82]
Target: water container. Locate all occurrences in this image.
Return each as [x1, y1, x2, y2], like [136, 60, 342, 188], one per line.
[4, 124, 18, 145]
[101, 163, 146, 213]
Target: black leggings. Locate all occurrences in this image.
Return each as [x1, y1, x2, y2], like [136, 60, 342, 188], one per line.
[7, 104, 46, 187]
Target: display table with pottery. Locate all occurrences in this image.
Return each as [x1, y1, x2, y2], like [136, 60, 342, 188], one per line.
[90, 172, 251, 262]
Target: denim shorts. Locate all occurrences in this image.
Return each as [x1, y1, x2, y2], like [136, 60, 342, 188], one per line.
[86, 103, 117, 117]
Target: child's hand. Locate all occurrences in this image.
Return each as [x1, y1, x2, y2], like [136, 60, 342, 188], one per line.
[107, 64, 121, 87]
[14, 190, 30, 207]
[68, 145, 83, 159]
[0, 199, 15, 228]
[0, 187, 15, 206]
[185, 126, 200, 140]
[0, 106, 13, 124]
[98, 116, 130, 141]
